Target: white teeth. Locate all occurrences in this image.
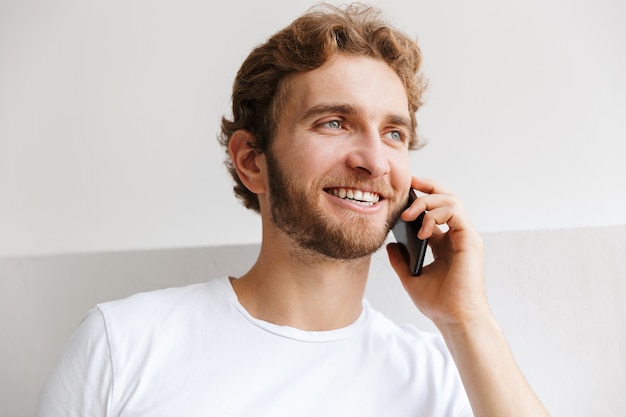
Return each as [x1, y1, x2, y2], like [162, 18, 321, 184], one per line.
[329, 188, 380, 205]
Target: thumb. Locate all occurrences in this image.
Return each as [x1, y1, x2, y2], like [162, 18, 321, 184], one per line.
[386, 243, 430, 313]
[386, 243, 411, 280]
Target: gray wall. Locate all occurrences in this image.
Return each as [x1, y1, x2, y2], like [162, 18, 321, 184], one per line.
[2, 225, 624, 416]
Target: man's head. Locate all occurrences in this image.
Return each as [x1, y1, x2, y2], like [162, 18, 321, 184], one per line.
[219, 3, 426, 213]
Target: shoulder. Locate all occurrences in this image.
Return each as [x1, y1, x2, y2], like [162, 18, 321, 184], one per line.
[94, 277, 231, 344]
[98, 276, 226, 317]
[360, 302, 472, 415]
[364, 300, 443, 345]
[363, 300, 458, 371]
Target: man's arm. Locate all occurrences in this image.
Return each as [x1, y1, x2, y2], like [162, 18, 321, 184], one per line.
[437, 311, 548, 416]
[387, 177, 550, 417]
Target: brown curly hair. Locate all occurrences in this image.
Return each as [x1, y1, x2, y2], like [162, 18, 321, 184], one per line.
[219, 3, 427, 213]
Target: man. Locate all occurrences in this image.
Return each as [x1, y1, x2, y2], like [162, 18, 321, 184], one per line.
[37, 4, 550, 416]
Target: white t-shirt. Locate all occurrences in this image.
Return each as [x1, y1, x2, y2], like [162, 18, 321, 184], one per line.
[36, 276, 472, 417]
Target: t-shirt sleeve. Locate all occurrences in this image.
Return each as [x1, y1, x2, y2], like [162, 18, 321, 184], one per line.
[35, 307, 114, 417]
[456, 403, 474, 417]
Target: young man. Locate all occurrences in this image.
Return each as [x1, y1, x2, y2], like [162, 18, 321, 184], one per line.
[37, 4, 549, 416]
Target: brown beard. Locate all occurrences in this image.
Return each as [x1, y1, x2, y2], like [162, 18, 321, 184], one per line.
[265, 150, 404, 260]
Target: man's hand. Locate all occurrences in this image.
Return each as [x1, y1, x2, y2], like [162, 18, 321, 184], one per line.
[387, 177, 488, 327]
[387, 177, 550, 417]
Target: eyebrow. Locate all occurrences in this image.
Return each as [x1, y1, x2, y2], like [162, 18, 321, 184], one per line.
[300, 103, 412, 130]
[300, 103, 360, 121]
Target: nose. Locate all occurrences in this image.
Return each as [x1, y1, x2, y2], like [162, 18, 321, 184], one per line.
[346, 128, 390, 178]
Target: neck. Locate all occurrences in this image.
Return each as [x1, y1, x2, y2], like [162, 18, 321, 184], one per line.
[231, 238, 372, 331]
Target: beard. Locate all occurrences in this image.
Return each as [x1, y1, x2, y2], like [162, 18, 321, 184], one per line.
[265, 150, 405, 260]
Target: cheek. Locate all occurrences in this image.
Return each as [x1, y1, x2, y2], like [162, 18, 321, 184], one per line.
[390, 152, 412, 190]
[287, 144, 336, 176]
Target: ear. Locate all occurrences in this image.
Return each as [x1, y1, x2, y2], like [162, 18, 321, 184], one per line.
[228, 130, 267, 194]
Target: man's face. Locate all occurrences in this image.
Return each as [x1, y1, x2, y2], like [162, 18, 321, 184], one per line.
[263, 54, 413, 260]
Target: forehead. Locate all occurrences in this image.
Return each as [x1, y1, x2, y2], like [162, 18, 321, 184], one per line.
[278, 54, 410, 123]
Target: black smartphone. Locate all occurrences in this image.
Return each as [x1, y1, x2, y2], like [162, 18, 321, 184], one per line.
[391, 189, 428, 276]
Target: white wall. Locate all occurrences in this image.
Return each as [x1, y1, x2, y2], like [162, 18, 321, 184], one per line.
[1, 0, 625, 257]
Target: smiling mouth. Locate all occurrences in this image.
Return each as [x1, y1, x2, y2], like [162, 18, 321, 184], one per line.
[325, 187, 382, 206]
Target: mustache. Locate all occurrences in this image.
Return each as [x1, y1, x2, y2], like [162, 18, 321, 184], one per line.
[317, 175, 400, 200]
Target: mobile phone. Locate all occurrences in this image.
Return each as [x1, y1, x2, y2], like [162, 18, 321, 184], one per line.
[391, 188, 428, 276]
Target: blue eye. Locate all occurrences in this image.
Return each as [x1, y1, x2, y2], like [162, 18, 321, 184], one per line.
[324, 120, 342, 129]
[385, 130, 404, 141]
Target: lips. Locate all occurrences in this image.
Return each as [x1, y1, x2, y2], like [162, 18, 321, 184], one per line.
[326, 187, 381, 206]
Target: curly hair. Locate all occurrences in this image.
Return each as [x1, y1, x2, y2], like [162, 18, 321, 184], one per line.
[219, 3, 427, 213]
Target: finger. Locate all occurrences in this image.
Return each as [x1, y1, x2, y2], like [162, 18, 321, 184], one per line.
[387, 243, 433, 296]
[422, 206, 468, 235]
[403, 196, 467, 239]
[426, 228, 452, 260]
[410, 177, 454, 196]
[403, 193, 463, 220]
